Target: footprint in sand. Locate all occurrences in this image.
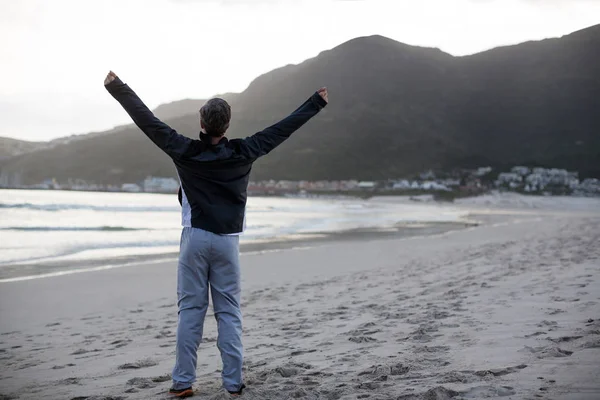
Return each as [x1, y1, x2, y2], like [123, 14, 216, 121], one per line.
[80, 316, 102, 321]
[118, 359, 158, 370]
[52, 363, 76, 370]
[523, 345, 573, 358]
[462, 385, 516, 398]
[440, 364, 527, 383]
[547, 335, 583, 343]
[536, 320, 558, 330]
[109, 339, 132, 349]
[349, 336, 377, 343]
[150, 374, 171, 383]
[472, 364, 527, 378]
[125, 374, 171, 391]
[347, 327, 381, 337]
[400, 325, 442, 343]
[126, 377, 157, 389]
[272, 362, 313, 378]
[581, 338, 600, 349]
[440, 371, 478, 384]
[58, 377, 81, 385]
[358, 362, 410, 377]
[397, 386, 459, 400]
[524, 331, 547, 338]
[154, 330, 174, 339]
[413, 345, 451, 354]
[71, 348, 102, 355]
[290, 349, 317, 357]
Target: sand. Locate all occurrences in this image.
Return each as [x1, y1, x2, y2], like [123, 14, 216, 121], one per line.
[1, 195, 599, 399]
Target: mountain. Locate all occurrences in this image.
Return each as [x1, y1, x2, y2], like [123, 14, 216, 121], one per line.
[151, 92, 238, 121]
[0, 137, 45, 160]
[1, 25, 599, 185]
[0, 125, 132, 162]
[152, 99, 206, 121]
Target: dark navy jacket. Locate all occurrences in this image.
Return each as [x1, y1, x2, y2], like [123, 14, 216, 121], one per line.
[105, 78, 327, 234]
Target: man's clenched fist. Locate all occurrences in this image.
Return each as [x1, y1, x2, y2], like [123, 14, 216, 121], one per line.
[104, 71, 118, 86]
[317, 87, 328, 104]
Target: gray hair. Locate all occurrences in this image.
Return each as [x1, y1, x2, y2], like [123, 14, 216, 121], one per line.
[200, 98, 231, 137]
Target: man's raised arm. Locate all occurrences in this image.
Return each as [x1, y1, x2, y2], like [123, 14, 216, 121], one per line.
[104, 71, 192, 159]
[241, 88, 328, 160]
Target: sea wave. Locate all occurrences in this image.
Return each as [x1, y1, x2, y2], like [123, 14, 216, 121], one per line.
[0, 239, 180, 266]
[0, 226, 145, 232]
[0, 203, 179, 212]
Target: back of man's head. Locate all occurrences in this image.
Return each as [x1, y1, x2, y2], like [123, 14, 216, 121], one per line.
[200, 98, 231, 137]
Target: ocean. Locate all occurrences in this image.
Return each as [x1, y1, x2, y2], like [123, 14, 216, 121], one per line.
[0, 189, 469, 280]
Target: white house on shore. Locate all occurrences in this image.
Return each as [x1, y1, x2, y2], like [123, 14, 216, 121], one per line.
[143, 176, 179, 193]
[121, 183, 142, 192]
[495, 167, 598, 195]
[358, 181, 376, 190]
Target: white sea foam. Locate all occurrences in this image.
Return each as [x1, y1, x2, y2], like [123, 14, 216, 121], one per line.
[0, 189, 469, 270]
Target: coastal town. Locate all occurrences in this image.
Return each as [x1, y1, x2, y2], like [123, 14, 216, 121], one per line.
[1, 166, 599, 197]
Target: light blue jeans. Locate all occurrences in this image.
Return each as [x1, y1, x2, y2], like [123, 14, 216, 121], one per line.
[172, 227, 243, 392]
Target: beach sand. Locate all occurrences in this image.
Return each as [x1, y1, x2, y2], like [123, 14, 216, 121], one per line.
[1, 196, 599, 399]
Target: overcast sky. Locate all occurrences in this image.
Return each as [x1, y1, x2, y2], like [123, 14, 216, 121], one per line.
[1, 0, 598, 141]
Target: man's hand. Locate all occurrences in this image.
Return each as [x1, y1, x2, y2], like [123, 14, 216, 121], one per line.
[317, 87, 328, 104]
[104, 71, 118, 86]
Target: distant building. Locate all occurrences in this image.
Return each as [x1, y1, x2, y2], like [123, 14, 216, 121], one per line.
[575, 178, 600, 196]
[496, 172, 522, 186]
[475, 167, 493, 177]
[342, 180, 359, 190]
[42, 179, 61, 190]
[419, 170, 436, 180]
[143, 176, 179, 193]
[441, 179, 461, 187]
[0, 171, 22, 187]
[494, 167, 591, 195]
[392, 180, 411, 190]
[122, 183, 142, 192]
[358, 181, 376, 190]
[421, 181, 450, 191]
[511, 166, 530, 176]
[524, 168, 578, 192]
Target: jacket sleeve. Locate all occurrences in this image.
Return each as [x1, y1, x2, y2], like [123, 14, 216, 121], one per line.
[105, 77, 193, 159]
[240, 92, 327, 160]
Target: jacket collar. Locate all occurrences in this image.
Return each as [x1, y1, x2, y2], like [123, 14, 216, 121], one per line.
[199, 132, 228, 146]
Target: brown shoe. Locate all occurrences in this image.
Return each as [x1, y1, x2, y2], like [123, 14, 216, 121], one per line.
[168, 386, 194, 398]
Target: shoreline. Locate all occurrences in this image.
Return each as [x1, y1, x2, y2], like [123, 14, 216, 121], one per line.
[3, 191, 598, 283]
[0, 219, 478, 283]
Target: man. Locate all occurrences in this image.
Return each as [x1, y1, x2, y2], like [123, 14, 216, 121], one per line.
[104, 71, 328, 398]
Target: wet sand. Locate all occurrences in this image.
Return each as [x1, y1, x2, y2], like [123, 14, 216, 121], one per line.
[0, 220, 475, 283]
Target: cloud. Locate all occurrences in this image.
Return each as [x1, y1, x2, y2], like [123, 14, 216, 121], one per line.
[169, 0, 290, 3]
[473, 0, 598, 3]
[471, 0, 589, 1]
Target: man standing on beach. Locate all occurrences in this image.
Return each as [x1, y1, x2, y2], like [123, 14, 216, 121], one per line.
[104, 71, 328, 397]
